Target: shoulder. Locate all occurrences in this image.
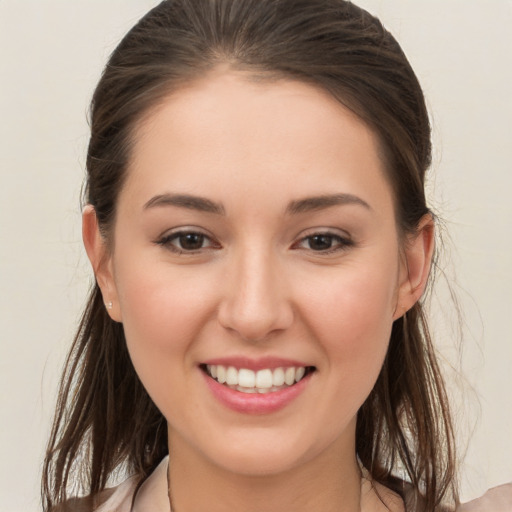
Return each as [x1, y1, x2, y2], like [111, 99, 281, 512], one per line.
[97, 456, 169, 511]
[401, 481, 512, 512]
[457, 483, 512, 512]
[49, 477, 138, 512]
[94, 476, 138, 512]
[55, 477, 138, 512]
[50, 457, 169, 512]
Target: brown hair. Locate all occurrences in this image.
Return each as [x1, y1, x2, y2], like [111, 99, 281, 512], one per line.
[43, 1, 457, 510]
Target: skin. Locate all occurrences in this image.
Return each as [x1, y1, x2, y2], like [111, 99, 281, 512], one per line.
[84, 70, 433, 512]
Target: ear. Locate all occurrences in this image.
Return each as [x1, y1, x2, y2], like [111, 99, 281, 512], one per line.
[82, 205, 122, 322]
[393, 214, 435, 320]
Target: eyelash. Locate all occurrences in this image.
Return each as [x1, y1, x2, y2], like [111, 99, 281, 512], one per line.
[293, 231, 354, 254]
[155, 230, 353, 255]
[155, 230, 219, 254]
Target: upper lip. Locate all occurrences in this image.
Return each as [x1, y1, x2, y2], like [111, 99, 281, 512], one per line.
[201, 356, 312, 371]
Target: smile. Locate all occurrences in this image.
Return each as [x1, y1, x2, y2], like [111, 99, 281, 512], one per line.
[203, 364, 314, 394]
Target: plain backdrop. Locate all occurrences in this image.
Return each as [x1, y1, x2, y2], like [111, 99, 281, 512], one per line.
[1, 1, 511, 511]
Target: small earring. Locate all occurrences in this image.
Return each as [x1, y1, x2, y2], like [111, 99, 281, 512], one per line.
[106, 301, 113, 310]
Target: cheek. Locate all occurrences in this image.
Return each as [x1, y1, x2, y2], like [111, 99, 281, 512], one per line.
[112, 257, 218, 385]
[113, 261, 224, 419]
[298, 259, 398, 373]
[285, 258, 398, 451]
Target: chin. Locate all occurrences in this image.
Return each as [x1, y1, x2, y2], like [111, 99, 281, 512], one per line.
[195, 425, 338, 478]
[210, 447, 307, 477]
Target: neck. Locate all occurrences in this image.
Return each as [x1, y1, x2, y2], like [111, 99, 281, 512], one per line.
[166, 428, 362, 512]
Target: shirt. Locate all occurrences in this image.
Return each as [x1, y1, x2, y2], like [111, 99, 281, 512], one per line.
[92, 457, 512, 512]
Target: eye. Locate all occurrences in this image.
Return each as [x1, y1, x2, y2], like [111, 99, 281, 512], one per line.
[294, 232, 353, 253]
[156, 229, 219, 253]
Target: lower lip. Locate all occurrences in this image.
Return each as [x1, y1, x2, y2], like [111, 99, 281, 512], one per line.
[202, 370, 312, 415]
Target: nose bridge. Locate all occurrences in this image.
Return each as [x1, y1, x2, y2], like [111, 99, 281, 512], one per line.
[218, 240, 293, 341]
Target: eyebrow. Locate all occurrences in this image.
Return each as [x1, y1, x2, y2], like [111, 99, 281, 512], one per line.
[143, 192, 371, 216]
[143, 193, 225, 215]
[286, 193, 372, 215]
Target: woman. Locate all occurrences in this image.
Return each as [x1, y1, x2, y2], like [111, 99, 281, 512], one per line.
[41, 1, 510, 511]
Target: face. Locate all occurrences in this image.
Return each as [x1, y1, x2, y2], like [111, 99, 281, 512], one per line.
[88, 71, 425, 478]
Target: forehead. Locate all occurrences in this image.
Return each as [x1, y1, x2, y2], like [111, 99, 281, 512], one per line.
[121, 71, 393, 217]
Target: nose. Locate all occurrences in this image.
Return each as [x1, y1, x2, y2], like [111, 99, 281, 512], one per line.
[217, 247, 294, 342]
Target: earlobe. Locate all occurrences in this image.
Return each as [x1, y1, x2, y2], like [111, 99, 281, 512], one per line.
[393, 214, 435, 320]
[82, 205, 122, 322]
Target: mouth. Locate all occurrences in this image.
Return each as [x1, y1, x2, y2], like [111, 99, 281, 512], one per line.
[200, 364, 316, 394]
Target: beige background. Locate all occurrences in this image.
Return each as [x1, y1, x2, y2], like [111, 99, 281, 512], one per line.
[0, 1, 510, 510]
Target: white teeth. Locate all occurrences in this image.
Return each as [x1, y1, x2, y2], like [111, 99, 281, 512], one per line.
[295, 367, 305, 382]
[226, 366, 238, 386]
[238, 369, 255, 388]
[236, 385, 258, 393]
[205, 364, 310, 392]
[216, 365, 226, 384]
[272, 367, 285, 386]
[255, 369, 273, 388]
[284, 367, 296, 386]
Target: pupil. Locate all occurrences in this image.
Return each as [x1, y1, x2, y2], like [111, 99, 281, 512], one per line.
[309, 235, 332, 250]
[180, 233, 204, 250]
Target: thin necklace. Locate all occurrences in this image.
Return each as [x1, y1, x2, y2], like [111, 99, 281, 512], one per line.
[166, 460, 367, 512]
[167, 460, 175, 511]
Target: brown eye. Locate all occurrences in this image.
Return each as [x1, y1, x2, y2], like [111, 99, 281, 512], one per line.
[156, 230, 219, 253]
[177, 233, 206, 251]
[294, 231, 354, 254]
[307, 234, 336, 251]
